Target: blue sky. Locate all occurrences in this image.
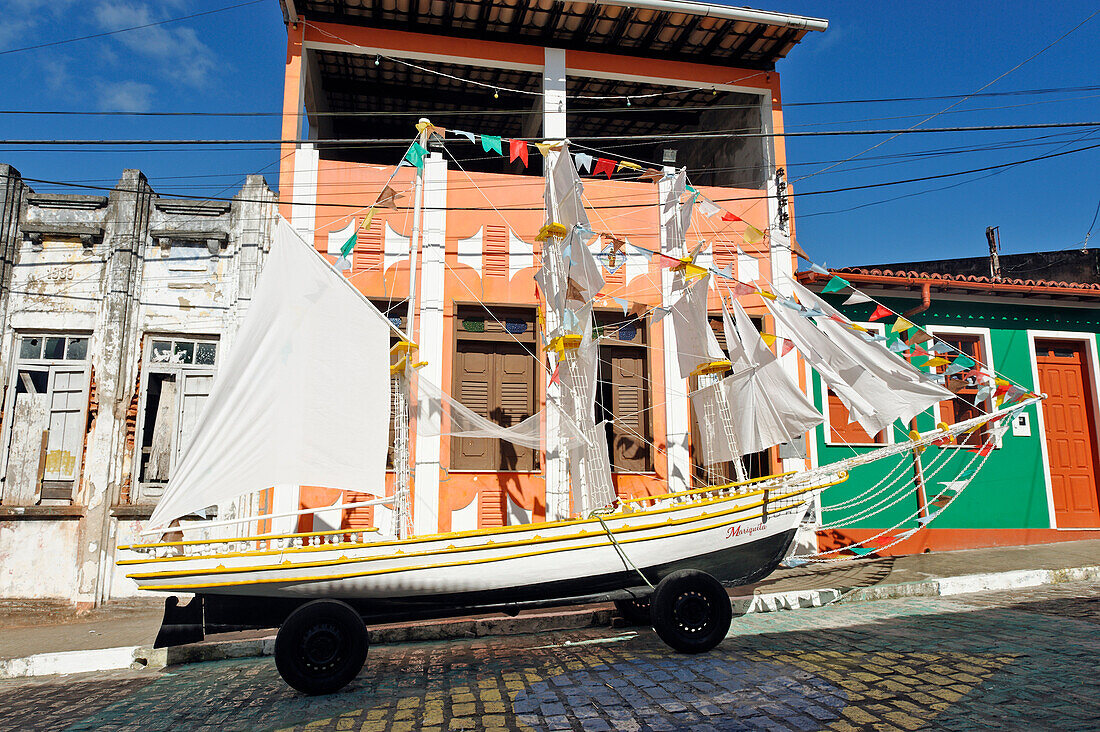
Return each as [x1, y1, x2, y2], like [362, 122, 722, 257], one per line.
[1, 0, 1097, 267]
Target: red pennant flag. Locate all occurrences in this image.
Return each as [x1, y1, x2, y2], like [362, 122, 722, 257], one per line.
[509, 139, 529, 167]
[593, 158, 616, 178]
[869, 304, 892, 322]
[658, 253, 682, 269]
[780, 338, 795, 356]
[967, 444, 993, 457]
[721, 211, 743, 222]
[549, 363, 561, 386]
[993, 383, 1011, 397]
[829, 314, 847, 324]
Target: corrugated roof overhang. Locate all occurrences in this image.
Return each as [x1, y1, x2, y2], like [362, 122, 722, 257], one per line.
[282, 0, 827, 70]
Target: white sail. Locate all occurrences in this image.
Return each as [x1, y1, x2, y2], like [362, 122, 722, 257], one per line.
[690, 358, 824, 462]
[416, 375, 586, 449]
[765, 298, 894, 436]
[790, 280, 953, 426]
[148, 219, 394, 528]
[670, 275, 727, 378]
[545, 144, 589, 231]
[690, 302, 822, 462]
[558, 313, 616, 515]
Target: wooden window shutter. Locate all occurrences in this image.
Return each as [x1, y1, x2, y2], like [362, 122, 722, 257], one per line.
[484, 226, 508, 278]
[827, 389, 885, 445]
[606, 348, 650, 472]
[354, 219, 384, 271]
[452, 347, 493, 469]
[496, 350, 535, 471]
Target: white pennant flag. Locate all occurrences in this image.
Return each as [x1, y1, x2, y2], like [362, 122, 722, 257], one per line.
[842, 291, 872, 306]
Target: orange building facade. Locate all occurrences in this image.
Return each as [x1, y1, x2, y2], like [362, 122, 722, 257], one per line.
[276, 1, 828, 535]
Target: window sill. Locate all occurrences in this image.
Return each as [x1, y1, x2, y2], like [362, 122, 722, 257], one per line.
[111, 505, 156, 519]
[0, 505, 85, 520]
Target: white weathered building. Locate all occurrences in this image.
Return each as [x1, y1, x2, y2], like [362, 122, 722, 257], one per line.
[0, 165, 276, 605]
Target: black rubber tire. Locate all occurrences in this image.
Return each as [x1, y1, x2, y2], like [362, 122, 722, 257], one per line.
[274, 599, 368, 695]
[614, 597, 652, 626]
[650, 569, 732, 654]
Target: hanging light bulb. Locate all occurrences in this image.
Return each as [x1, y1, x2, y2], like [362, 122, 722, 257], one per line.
[712, 88, 717, 96]
[375, 55, 381, 66]
[626, 97, 632, 107]
[494, 89, 499, 99]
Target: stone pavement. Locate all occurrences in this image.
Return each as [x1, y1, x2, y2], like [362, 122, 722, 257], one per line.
[0, 580, 1097, 731]
[1, 538, 1097, 663]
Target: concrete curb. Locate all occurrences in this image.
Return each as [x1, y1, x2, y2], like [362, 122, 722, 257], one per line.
[4, 565, 1097, 680]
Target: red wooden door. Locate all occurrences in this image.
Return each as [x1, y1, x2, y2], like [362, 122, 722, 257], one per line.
[1036, 340, 1100, 528]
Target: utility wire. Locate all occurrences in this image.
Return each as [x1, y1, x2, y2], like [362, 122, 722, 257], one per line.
[6, 140, 1098, 212]
[2, 84, 1098, 117]
[3, 121, 1099, 147]
[0, 0, 265, 56]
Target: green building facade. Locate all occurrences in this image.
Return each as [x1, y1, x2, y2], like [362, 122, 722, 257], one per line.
[797, 260, 1100, 552]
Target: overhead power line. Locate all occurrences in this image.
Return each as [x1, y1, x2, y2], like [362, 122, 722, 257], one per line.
[6, 140, 1098, 212]
[0, 0, 265, 56]
[1, 85, 1098, 117]
[2, 121, 1099, 147]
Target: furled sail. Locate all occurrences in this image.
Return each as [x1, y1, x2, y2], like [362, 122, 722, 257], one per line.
[545, 144, 589, 232]
[790, 280, 953, 426]
[559, 323, 616, 515]
[690, 301, 823, 463]
[765, 298, 893, 436]
[670, 275, 727, 378]
[148, 219, 394, 528]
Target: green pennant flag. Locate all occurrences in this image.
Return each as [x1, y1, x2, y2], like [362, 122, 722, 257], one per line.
[821, 275, 850, 294]
[340, 209, 374, 258]
[404, 142, 428, 172]
[481, 135, 503, 155]
[953, 354, 976, 370]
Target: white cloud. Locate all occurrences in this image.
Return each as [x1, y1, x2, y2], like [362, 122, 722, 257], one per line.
[92, 0, 221, 88]
[97, 80, 156, 112]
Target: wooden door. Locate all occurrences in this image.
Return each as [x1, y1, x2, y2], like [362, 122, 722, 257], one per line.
[1036, 340, 1100, 528]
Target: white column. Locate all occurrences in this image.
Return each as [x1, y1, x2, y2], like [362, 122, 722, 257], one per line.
[543, 47, 570, 520]
[659, 171, 692, 493]
[290, 143, 318, 242]
[413, 152, 448, 535]
[543, 48, 567, 139]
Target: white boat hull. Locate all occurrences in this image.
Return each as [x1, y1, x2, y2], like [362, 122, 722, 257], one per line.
[122, 482, 822, 605]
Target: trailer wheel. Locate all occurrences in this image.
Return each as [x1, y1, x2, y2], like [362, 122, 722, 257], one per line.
[650, 570, 732, 654]
[275, 599, 368, 695]
[614, 597, 652, 626]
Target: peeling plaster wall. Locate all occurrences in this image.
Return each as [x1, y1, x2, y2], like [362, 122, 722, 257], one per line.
[0, 521, 80, 598]
[0, 166, 277, 604]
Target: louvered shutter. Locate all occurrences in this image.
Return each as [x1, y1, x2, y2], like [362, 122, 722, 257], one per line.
[497, 349, 535, 471]
[605, 348, 650, 472]
[355, 219, 384, 271]
[483, 226, 509, 278]
[453, 346, 493, 469]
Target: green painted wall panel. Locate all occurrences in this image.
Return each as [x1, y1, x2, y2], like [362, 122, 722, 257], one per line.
[811, 294, 1100, 532]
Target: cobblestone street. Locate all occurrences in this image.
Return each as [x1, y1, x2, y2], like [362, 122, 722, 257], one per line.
[1, 581, 1097, 731]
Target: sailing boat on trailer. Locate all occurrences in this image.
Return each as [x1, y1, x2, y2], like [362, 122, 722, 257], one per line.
[119, 129, 1035, 695]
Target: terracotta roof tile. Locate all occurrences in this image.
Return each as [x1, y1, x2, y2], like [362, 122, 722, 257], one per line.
[822, 266, 1100, 292]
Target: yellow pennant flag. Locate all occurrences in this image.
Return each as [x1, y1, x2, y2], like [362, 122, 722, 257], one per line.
[743, 225, 765, 244]
[892, 316, 915, 333]
[922, 357, 950, 368]
[760, 333, 777, 347]
[534, 142, 562, 156]
[848, 323, 869, 333]
[617, 160, 643, 173]
[758, 290, 777, 300]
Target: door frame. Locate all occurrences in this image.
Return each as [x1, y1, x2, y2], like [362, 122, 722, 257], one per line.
[1026, 330, 1100, 530]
